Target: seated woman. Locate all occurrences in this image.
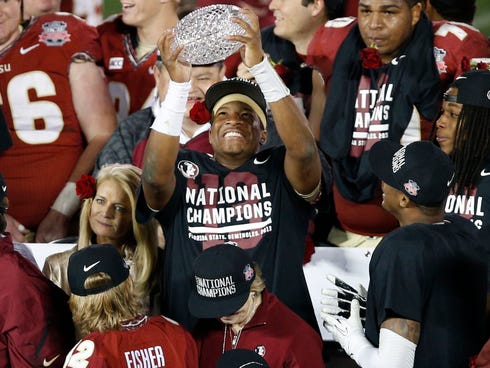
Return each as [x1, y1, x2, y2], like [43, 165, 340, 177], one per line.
[43, 163, 159, 313]
[63, 244, 198, 366]
[189, 244, 325, 368]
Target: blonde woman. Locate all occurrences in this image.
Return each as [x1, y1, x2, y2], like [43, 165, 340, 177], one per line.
[63, 244, 198, 366]
[43, 163, 159, 313]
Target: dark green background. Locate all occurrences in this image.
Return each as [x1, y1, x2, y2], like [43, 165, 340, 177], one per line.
[102, 0, 490, 38]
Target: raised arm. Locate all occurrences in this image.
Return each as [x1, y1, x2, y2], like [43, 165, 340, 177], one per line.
[231, 10, 322, 197]
[141, 32, 192, 211]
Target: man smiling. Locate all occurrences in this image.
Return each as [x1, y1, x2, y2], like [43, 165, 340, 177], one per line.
[136, 9, 324, 332]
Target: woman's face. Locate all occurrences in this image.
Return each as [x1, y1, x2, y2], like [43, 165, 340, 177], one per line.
[89, 179, 132, 246]
[219, 292, 257, 326]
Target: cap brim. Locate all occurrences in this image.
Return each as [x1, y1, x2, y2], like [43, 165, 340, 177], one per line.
[205, 79, 267, 128]
[368, 140, 403, 189]
[188, 288, 250, 319]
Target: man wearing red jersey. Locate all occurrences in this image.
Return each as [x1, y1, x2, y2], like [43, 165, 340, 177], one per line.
[0, 0, 117, 242]
[97, 0, 180, 121]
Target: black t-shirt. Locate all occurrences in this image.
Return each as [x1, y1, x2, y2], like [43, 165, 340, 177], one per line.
[444, 157, 490, 231]
[137, 147, 318, 331]
[365, 214, 487, 367]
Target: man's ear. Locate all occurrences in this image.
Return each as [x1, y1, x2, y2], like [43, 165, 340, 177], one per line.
[311, 0, 325, 18]
[399, 193, 411, 208]
[259, 130, 268, 145]
[411, 2, 423, 27]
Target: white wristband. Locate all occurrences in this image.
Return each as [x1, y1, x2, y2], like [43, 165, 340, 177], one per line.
[248, 56, 290, 103]
[151, 80, 191, 136]
[51, 182, 80, 217]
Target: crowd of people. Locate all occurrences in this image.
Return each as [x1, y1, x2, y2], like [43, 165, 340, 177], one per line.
[0, 0, 489, 366]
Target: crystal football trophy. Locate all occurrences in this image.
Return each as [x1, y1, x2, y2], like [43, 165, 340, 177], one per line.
[170, 4, 250, 65]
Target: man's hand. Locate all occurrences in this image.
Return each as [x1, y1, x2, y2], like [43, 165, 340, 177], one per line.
[322, 299, 368, 357]
[229, 9, 263, 69]
[35, 209, 71, 243]
[321, 274, 367, 320]
[157, 30, 191, 84]
[5, 214, 32, 242]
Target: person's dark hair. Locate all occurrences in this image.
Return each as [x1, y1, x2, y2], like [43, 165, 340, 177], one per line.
[300, 0, 344, 20]
[407, 0, 421, 6]
[450, 105, 490, 194]
[429, 0, 476, 24]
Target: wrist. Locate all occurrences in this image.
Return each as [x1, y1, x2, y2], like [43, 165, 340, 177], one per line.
[151, 80, 191, 136]
[248, 56, 290, 103]
[51, 182, 80, 217]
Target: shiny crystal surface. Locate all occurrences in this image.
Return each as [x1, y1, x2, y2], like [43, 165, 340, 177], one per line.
[170, 4, 250, 65]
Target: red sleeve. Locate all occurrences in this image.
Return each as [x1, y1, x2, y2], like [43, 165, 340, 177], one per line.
[305, 17, 356, 87]
[433, 20, 490, 93]
[0, 242, 75, 367]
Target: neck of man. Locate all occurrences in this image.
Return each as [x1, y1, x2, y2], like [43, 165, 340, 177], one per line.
[0, 25, 22, 53]
[293, 27, 322, 55]
[398, 207, 445, 227]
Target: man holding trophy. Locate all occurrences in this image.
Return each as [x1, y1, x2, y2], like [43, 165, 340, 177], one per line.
[136, 7, 325, 334]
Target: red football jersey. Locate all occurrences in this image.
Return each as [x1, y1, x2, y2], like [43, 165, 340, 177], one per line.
[305, 17, 356, 89]
[0, 13, 102, 229]
[97, 15, 158, 121]
[433, 20, 490, 93]
[307, 18, 490, 95]
[63, 316, 198, 368]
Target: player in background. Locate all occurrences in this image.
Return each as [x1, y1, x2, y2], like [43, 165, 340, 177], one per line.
[436, 70, 490, 230]
[0, 0, 117, 242]
[424, 0, 490, 95]
[97, 0, 180, 121]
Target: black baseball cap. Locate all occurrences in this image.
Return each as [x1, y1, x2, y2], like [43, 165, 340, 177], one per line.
[188, 244, 256, 319]
[0, 173, 7, 202]
[216, 349, 270, 368]
[369, 141, 454, 206]
[447, 70, 490, 109]
[205, 78, 267, 129]
[68, 244, 130, 296]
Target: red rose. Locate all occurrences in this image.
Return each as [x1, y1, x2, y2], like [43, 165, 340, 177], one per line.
[189, 101, 211, 125]
[477, 62, 489, 70]
[461, 56, 470, 72]
[360, 47, 383, 69]
[76, 174, 96, 199]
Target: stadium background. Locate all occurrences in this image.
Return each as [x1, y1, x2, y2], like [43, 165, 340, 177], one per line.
[101, 0, 490, 35]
